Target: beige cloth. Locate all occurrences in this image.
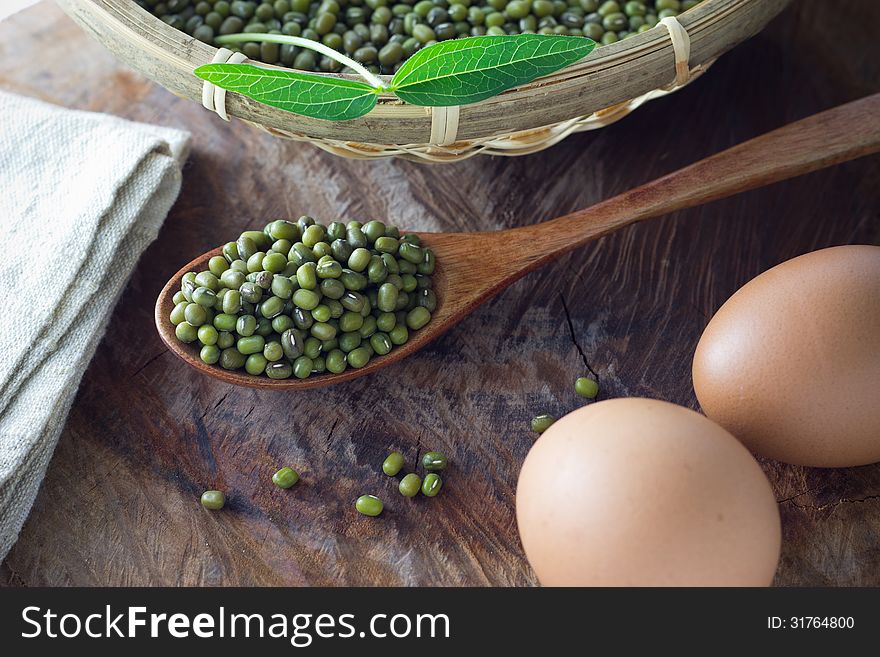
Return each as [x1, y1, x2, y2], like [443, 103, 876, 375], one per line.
[0, 90, 190, 559]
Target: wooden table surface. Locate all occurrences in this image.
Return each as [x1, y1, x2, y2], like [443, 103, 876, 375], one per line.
[1, 1, 878, 587]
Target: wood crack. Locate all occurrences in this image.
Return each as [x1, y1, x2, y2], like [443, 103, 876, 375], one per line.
[559, 292, 598, 380]
[132, 348, 169, 378]
[415, 432, 424, 467]
[783, 493, 880, 512]
[323, 418, 339, 456]
[83, 457, 125, 496]
[200, 392, 230, 422]
[775, 485, 824, 505]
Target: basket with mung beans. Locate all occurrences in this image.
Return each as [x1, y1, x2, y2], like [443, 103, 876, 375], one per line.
[140, 0, 703, 75]
[168, 216, 436, 380]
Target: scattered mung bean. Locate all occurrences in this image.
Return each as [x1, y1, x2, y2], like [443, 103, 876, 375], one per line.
[383, 451, 405, 476]
[399, 473, 422, 497]
[200, 490, 226, 510]
[421, 473, 442, 497]
[356, 494, 384, 516]
[531, 413, 556, 433]
[575, 376, 599, 398]
[272, 466, 300, 488]
[421, 451, 447, 471]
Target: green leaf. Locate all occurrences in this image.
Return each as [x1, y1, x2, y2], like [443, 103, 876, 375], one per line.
[194, 63, 378, 121]
[390, 35, 595, 107]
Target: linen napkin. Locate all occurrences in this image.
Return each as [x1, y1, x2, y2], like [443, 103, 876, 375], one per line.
[0, 90, 191, 559]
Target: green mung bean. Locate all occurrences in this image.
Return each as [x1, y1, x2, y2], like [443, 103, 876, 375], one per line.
[260, 295, 285, 318]
[531, 413, 556, 433]
[237, 335, 265, 355]
[340, 291, 365, 313]
[209, 255, 230, 276]
[370, 332, 392, 355]
[326, 348, 347, 373]
[266, 361, 293, 378]
[293, 288, 321, 310]
[200, 490, 225, 510]
[348, 248, 372, 272]
[236, 314, 257, 336]
[422, 451, 447, 471]
[311, 304, 332, 323]
[246, 353, 269, 375]
[293, 355, 314, 378]
[388, 323, 408, 345]
[376, 312, 396, 332]
[195, 271, 220, 291]
[383, 451, 405, 476]
[214, 313, 237, 332]
[347, 346, 371, 368]
[359, 315, 378, 338]
[200, 344, 221, 364]
[575, 376, 600, 398]
[183, 303, 208, 326]
[399, 473, 421, 497]
[292, 307, 314, 330]
[170, 302, 188, 325]
[256, 317, 273, 337]
[217, 331, 235, 349]
[198, 325, 219, 345]
[356, 494, 384, 517]
[406, 306, 431, 330]
[220, 347, 246, 369]
[421, 473, 442, 497]
[175, 321, 199, 343]
[264, 340, 284, 361]
[272, 466, 300, 488]
[221, 269, 246, 289]
[302, 336, 321, 359]
[263, 252, 288, 273]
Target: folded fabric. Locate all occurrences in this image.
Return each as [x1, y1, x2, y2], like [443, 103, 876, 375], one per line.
[0, 89, 190, 559]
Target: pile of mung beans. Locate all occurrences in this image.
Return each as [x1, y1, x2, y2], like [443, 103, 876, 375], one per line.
[138, 0, 704, 75]
[169, 217, 436, 379]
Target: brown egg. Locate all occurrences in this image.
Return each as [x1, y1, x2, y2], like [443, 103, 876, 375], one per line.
[693, 245, 880, 467]
[516, 399, 781, 586]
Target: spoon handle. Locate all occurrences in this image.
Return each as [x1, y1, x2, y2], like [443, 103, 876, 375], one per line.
[519, 93, 880, 259]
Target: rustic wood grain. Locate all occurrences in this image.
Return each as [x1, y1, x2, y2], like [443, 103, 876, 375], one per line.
[1, 0, 879, 587]
[54, 0, 788, 145]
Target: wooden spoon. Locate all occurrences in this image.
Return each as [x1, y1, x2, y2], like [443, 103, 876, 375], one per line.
[156, 93, 880, 390]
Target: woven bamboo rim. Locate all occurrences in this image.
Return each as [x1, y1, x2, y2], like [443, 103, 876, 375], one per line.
[234, 17, 709, 162]
[58, 0, 790, 162]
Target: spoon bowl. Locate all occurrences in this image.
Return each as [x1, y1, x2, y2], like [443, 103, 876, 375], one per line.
[156, 94, 880, 389]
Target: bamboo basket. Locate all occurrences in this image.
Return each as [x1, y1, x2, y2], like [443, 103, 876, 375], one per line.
[58, 0, 790, 162]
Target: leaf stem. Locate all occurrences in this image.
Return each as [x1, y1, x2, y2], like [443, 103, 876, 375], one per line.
[214, 33, 386, 90]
